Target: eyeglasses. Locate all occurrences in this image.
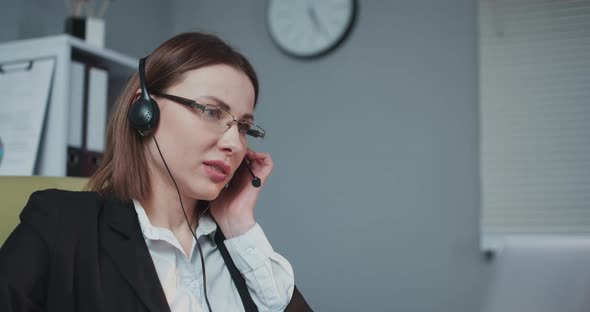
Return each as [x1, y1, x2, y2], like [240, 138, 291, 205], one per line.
[150, 91, 266, 139]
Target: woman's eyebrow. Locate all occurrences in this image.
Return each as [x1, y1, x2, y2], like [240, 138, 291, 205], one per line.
[199, 95, 254, 121]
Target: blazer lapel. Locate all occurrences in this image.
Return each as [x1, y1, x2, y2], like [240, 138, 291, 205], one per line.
[100, 197, 171, 312]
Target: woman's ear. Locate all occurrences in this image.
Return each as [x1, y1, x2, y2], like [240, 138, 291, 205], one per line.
[131, 88, 142, 103]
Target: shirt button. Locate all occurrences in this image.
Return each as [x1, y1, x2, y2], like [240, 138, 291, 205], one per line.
[190, 281, 198, 288]
[246, 247, 255, 255]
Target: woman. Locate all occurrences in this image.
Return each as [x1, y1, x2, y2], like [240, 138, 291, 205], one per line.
[0, 32, 309, 312]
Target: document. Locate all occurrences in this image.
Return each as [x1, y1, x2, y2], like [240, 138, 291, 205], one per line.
[0, 58, 55, 175]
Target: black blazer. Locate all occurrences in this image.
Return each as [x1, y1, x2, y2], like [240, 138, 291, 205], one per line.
[0, 189, 312, 312]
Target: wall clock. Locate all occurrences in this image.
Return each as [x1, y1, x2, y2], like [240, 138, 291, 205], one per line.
[267, 0, 357, 59]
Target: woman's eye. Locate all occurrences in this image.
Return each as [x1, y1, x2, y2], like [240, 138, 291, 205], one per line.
[204, 108, 222, 119]
[238, 122, 251, 133]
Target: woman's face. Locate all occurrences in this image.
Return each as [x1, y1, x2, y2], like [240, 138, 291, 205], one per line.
[147, 64, 256, 201]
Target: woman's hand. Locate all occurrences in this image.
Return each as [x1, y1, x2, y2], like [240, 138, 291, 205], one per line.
[209, 149, 273, 239]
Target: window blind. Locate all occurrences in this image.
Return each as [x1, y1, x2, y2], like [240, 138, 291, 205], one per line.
[479, 0, 590, 249]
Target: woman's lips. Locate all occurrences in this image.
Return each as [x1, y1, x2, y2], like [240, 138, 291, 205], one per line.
[203, 161, 230, 183]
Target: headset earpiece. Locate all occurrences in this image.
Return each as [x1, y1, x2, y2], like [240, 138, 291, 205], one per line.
[128, 97, 159, 136]
[128, 57, 160, 136]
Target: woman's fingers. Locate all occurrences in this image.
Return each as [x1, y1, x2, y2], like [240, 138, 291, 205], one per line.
[245, 149, 273, 180]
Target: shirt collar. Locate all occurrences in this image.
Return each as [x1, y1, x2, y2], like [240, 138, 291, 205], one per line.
[195, 210, 218, 241]
[132, 199, 218, 244]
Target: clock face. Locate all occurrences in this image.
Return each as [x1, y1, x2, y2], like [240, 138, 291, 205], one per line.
[267, 0, 356, 58]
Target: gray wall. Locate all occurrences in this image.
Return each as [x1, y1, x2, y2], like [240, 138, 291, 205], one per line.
[0, 0, 172, 57]
[173, 1, 490, 311]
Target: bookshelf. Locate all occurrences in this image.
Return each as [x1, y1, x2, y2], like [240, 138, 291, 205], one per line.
[0, 35, 137, 176]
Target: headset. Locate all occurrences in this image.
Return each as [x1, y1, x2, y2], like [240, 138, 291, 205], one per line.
[127, 57, 260, 312]
[127, 57, 160, 136]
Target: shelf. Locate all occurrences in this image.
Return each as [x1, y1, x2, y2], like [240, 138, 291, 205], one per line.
[0, 35, 138, 176]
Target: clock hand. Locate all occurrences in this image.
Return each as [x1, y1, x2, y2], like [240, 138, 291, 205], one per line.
[307, 5, 330, 39]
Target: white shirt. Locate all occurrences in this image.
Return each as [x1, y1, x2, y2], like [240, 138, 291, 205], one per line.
[132, 199, 294, 312]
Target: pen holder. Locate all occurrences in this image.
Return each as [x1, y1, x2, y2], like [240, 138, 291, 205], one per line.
[65, 16, 105, 48]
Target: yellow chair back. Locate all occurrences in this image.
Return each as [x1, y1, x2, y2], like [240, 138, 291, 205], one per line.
[0, 176, 88, 245]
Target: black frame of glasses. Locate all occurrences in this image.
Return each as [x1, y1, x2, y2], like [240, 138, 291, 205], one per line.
[150, 90, 265, 139]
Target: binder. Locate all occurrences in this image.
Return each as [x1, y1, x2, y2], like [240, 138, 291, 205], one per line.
[67, 61, 85, 176]
[86, 66, 108, 153]
[66, 63, 109, 177]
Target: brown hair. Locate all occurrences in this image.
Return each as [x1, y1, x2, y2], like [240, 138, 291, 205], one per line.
[87, 32, 259, 201]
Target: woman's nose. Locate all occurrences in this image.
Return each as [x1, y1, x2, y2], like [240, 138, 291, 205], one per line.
[217, 122, 244, 154]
